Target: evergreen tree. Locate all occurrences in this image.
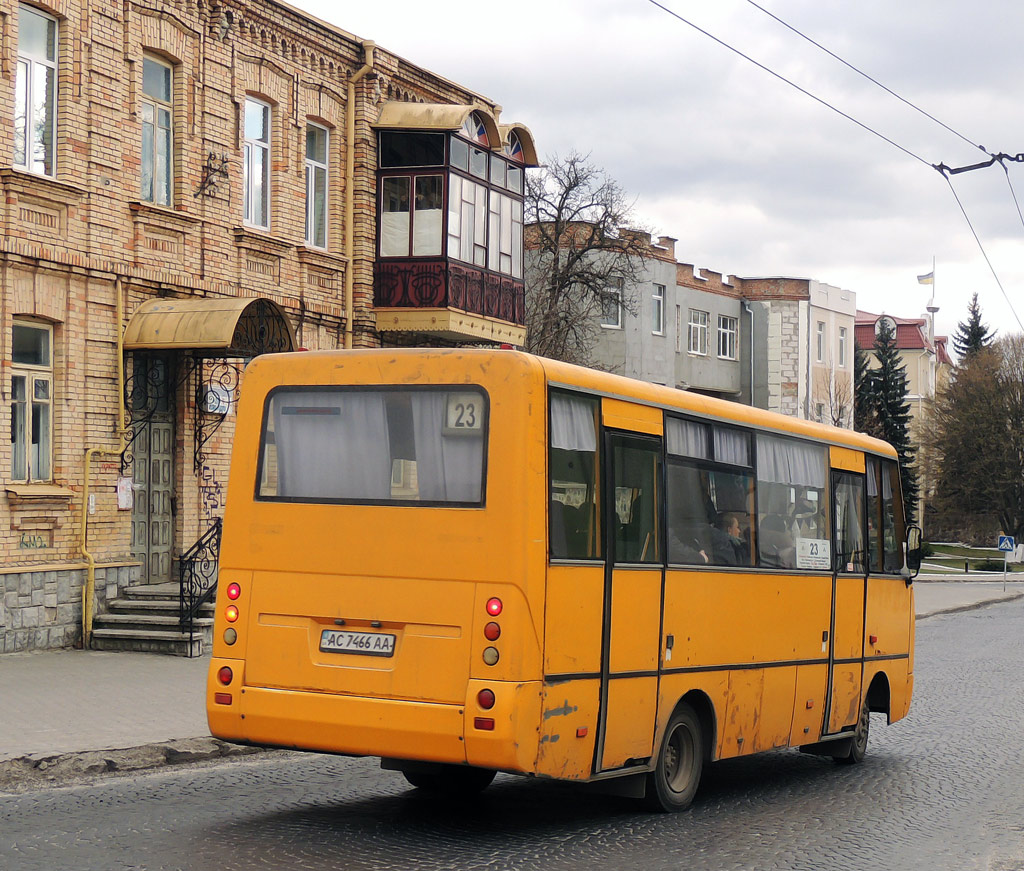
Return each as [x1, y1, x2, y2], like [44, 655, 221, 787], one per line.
[872, 320, 919, 523]
[853, 340, 881, 438]
[952, 292, 994, 361]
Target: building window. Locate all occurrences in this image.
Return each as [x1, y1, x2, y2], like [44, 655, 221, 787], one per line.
[15, 4, 57, 177]
[10, 321, 53, 482]
[382, 174, 443, 258]
[718, 315, 738, 359]
[601, 282, 622, 328]
[141, 55, 173, 206]
[653, 284, 665, 335]
[305, 122, 329, 249]
[816, 321, 825, 362]
[838, 326, 848, 367]
[243, 98, 271, 228]
[688, 309, 709, 355]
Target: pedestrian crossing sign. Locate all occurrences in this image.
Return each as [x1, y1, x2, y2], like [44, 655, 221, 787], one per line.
[998, 535, 1015, 552]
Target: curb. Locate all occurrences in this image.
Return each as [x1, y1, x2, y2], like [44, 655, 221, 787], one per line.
[916, 591, 1024, 621]
[0, 737, 267, 794]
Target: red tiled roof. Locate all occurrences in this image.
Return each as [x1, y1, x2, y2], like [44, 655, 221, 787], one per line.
[855, 310, 937, 353]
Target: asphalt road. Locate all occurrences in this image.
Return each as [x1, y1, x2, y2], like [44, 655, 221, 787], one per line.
[3, 597, 1024, 871]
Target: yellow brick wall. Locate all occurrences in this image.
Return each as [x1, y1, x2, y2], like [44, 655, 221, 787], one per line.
[0, 0, 506, 650]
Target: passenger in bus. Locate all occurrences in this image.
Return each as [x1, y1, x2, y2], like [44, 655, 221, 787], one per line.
[710, 512, 748, 566]
[760, 514, 796, 568]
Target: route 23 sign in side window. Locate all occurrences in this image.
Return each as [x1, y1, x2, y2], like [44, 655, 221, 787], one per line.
[445, 392, 484, 435]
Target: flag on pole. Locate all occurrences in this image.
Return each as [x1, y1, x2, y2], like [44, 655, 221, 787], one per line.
[917, 271, 934, 285]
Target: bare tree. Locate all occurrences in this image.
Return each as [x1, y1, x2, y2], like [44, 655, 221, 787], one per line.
[524, 151, 651, 365]
[813, 362, 853, 427]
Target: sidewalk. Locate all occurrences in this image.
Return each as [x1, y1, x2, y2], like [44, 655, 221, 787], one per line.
[1, 580, 1021, 787]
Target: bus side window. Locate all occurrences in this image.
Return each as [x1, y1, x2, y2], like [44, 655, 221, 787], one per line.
[612, 439, 662, 564]
[882, 460, 906, 573]
[549, 393, 600, 560]
[755, 434, 828, 570]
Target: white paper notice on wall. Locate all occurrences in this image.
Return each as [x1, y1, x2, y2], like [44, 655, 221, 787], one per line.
[796, 538, 830, 570]
[116, 477, 134, 511]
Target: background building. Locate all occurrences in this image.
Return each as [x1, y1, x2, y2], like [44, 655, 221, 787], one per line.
[855, 307, 953, 526]
[2, 0, 534, 654]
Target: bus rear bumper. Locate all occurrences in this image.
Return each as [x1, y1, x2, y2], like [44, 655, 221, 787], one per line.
[213, 684, 468, 765]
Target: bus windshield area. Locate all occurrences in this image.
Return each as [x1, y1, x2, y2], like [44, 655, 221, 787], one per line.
[257, 386, 487, 505]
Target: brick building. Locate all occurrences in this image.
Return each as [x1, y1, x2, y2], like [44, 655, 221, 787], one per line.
[1, 0, 535, 653]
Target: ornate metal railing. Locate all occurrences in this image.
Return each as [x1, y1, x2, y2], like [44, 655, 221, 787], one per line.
[179, 517, 223, 654]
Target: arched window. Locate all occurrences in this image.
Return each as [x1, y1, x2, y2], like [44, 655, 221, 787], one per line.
[460, 112, 489, 146]
[875, 316, 897, 337]
[504, 131, 523, 162]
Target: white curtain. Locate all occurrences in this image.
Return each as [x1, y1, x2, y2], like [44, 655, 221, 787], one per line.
[380, 212, 409, 257]
[713, 427, 750, 466]
[667, 418, 709, 459]
[412, 208, 442, 256]
[411, 393, 483, 502]
[550, 394, 596, 452]
[274, 391, 391, 500]
[756, 434, 826, 488]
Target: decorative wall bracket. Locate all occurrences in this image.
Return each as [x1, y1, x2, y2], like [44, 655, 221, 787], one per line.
[195, 152, 230, 198]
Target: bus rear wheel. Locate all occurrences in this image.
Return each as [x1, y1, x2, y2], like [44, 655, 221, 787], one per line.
[402, 764, 496, 795]
[645, 703, 703, 812]
[835, 699, 870, 765]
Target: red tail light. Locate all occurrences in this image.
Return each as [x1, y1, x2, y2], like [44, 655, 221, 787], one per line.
[214, 693, 232, 705]
[486, 597, 502, 616]
[484, 621, 501, 641]
[217, 666, 233, 685]
[226, 582, 241, 600]
[477, 689, 495, 710]
[474, 717, 495, 731]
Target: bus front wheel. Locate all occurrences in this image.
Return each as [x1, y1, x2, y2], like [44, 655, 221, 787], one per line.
[645, 703, 703, 812]
[402, 764, 496, 795]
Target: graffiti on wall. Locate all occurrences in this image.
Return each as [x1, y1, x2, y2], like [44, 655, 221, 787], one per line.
[199, 463, 223, 523]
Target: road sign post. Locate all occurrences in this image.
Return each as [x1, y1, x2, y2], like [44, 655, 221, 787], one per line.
[998, 535, 1016, 592]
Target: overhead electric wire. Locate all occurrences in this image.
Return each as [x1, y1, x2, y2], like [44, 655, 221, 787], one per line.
[644, 0, 1024, 330]
[942, 173, 1024, 332]
[741, 0, 988, 157]
[643, 0, 933, 169]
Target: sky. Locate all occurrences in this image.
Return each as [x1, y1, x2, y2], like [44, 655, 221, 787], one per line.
[295, 0, 1024, 343]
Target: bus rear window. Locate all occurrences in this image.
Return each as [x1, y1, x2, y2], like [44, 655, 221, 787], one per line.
[257, 387, 487, 505]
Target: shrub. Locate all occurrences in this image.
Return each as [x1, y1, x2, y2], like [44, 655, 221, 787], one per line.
[921, 541, 935, 558]
[974, 558, 1004, 572]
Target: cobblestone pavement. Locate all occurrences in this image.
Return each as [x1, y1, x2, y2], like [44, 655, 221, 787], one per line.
[2, 598, 1024, 871]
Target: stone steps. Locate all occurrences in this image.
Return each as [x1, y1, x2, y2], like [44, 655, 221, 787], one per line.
[90, 585, 215, 656]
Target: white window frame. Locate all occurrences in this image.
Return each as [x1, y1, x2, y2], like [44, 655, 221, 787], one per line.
[141, 55, 173, 206]
[243, 98, 271, 229]
[717, 314, 738, 360]
[816, 321, 825, 362]
[652, 284, 665, 335]
[600, 283, 623, 329]
[304, 121, 329, 249]
[10, 320, 53, 483]
[838, 326, 848, 367]
[15, 4, 58, 178]
[688, 309, 709, 355]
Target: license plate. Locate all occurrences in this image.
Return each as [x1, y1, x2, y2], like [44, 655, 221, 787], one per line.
[320, 629, 396, 657]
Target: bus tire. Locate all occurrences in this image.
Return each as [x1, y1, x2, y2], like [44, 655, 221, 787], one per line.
[835, 699, 870, 765]
[645, 703, 703, 812]
[402, 765, 496, 795]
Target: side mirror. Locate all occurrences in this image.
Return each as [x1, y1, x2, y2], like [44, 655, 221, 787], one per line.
[903, 525, 923, 582]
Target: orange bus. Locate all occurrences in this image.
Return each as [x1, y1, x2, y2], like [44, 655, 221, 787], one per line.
[206, 348, 920, 811]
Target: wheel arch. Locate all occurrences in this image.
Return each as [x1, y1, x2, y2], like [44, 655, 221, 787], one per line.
[865, 670, 892, 722]
[666, 690, 717, 763]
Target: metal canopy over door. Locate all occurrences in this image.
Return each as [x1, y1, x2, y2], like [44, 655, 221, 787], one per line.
[825, 461, 868, 734]
[596, 401, 665, 773]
